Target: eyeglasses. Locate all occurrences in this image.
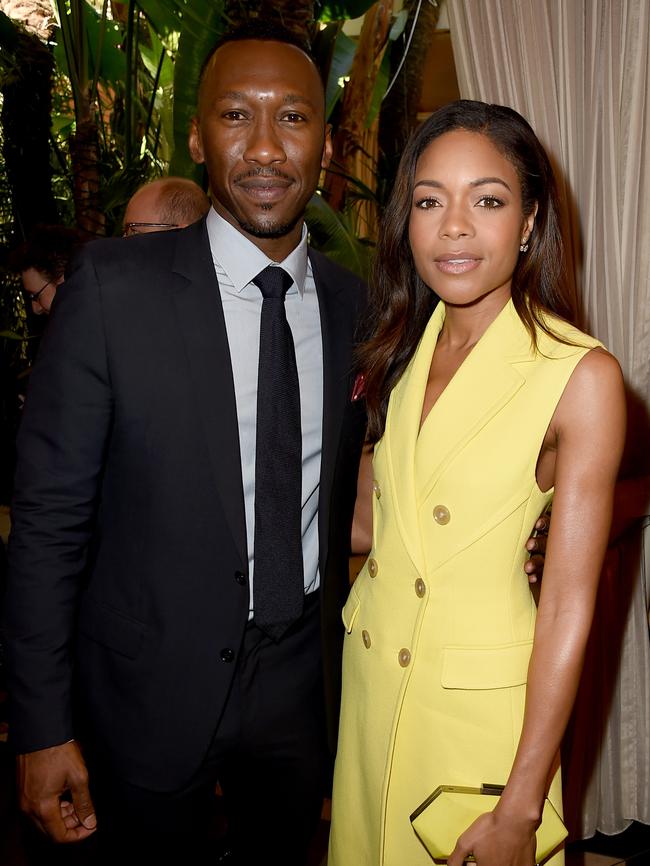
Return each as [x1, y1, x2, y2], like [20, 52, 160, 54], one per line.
[24, 279, 54, 304]
[123, 222, 179, 237]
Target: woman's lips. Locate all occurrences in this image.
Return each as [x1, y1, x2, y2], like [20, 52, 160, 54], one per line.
[434, 255, 482, 275]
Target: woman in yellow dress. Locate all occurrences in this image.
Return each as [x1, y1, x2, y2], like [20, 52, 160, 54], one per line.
[328, 101, 626, 866]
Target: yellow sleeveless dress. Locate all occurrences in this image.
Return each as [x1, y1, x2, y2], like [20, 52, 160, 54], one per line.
[328, 299, 601, 865]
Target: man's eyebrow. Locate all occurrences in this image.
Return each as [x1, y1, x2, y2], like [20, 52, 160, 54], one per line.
[282, 94, 317, 109]
[215, 91, 247, 102]
[214, 91, 317, 109]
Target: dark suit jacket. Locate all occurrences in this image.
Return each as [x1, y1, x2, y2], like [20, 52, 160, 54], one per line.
[4, 218, 366, 791]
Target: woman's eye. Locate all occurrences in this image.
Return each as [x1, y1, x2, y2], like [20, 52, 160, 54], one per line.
[415, 197, 441, 209]
[477, 195, 504, 209]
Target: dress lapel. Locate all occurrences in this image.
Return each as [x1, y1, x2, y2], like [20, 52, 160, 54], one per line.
[414, 300, 531, 504]
[382, 302, 445, 575]
[384, 299, 533, 572]
[170, 218, 247, 568]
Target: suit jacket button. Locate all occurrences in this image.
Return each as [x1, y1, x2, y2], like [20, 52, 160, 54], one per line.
[415, 578, 426, 598]
[234, 571, 246, 586]
[220, 648, 235, 663]
[398, 648, 411, 667]
[433, 504, 451, 525]
[373, 480, 381, 499]
[367, 557, 378, 578]
[362, 629, 371, 649]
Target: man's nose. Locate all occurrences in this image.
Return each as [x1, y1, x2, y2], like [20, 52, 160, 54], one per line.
[243, 119, 287, 165]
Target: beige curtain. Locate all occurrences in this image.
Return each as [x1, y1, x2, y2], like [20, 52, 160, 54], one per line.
[447, 0, 650, 839]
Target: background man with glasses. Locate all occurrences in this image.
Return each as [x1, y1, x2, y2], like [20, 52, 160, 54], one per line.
[122, 176, 211, 237]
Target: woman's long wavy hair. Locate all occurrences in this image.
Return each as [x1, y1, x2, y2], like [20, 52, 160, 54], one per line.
[359, 100, 573, 444]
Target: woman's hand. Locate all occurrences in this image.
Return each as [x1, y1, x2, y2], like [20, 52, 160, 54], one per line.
[447, 807, 537, 866]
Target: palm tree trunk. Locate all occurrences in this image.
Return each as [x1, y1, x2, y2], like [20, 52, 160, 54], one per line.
[322, 0, 394, 228]
[70, 110, 104, 237]
[377, 0, 440, 202]
[0, 16, 58, 238]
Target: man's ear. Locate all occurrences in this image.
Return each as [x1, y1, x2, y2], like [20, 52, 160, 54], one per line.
[188, 117, 205, 165]
[321, 124, 333, 170]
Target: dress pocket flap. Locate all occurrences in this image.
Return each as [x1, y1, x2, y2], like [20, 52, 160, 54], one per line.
[341, 588, 361, 634]
[441, 640, 533, 689]
[78, 596, 146, 660]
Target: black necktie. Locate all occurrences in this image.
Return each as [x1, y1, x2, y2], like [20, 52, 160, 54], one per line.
[253, 266, 304, 640]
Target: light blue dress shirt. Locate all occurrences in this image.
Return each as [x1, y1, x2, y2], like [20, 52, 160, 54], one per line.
[205, 207, 324, 617]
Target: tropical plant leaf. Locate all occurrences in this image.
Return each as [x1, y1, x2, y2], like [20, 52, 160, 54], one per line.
[133, 0, 181, 37]
[389, 8, 409, 41]
[140, 23, 174, 89]
[316, 0, 377, 24]
[306, 192, 373, 280]
[168, 0, 225, 181]
[366, 50, 390, 128]
[325, 29, 356, 120]
[52, 0, 125, 87]
[325, 164, 378, 203]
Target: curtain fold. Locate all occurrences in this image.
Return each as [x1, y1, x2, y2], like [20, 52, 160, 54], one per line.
[447, 0, 650, 839]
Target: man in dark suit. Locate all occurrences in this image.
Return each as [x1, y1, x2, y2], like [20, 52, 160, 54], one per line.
[4, 23, 365, 866]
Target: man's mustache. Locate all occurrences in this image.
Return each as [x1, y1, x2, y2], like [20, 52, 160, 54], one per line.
[234, 167, 293, 183]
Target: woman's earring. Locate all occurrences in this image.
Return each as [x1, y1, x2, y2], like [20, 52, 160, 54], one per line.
[519, 239, 529, 253]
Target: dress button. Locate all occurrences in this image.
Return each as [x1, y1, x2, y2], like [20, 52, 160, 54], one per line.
[415, 578, 426, 598]
[367, 558, 378, 578]
[220, 648, 235, 663]
[373, 480, 381, 499]
[433, 504, 451, 525]
[234, 571, 246, 586]
[398, 648, 411, 668]
[362, 629, 371, 649]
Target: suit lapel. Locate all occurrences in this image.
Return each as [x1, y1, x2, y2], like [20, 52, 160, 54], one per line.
[310, 249, 358, 573]
[170, 218, 247, 567]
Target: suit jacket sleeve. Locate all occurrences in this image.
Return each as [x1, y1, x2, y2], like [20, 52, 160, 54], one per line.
[4, 245, 113, 754]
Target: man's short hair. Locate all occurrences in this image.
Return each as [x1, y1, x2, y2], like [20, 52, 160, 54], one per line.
[199, 20, 321, 92]
[9, 224, 87, 282]
[155, 178, 210, 225]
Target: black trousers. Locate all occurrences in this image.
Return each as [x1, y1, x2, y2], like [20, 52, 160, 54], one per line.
[33, 592, 329, 866]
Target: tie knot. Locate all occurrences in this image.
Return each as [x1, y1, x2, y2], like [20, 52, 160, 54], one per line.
[253, 266, 293, 300]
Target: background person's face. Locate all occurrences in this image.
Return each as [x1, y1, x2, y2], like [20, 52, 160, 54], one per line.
[21, 267, 58, 315]
[189, 39, 332, 256]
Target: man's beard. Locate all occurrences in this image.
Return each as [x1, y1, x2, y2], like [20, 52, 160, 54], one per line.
[237, 207, 303, 239]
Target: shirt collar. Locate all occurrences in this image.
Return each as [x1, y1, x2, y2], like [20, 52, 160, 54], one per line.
[206, 207, 309, 296]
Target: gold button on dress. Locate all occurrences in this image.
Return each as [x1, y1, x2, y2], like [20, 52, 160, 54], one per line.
[433, 504, 451, 525]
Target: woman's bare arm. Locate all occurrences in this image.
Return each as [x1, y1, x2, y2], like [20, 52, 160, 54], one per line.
[351, 444, 374, 554]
